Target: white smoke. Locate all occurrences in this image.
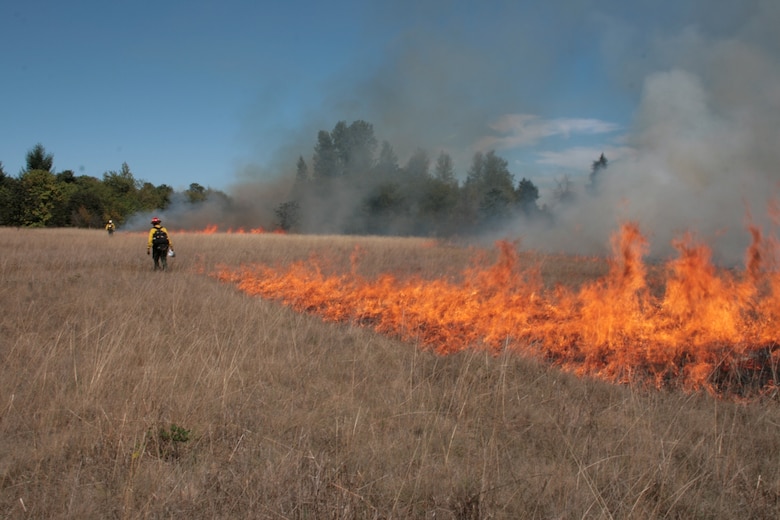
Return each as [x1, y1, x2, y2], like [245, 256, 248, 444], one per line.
[509, 3, 780, 265]
[176, 0, 780, 267]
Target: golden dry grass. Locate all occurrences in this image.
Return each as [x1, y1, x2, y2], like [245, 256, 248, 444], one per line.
[0, 227, 778, 519]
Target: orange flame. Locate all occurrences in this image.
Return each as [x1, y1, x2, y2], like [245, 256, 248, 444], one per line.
[178, 225, 285, 234]
[211, 223, 780, 398]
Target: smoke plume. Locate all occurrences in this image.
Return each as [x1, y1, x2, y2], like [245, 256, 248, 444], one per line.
[514, 2, 780, 264]
[163, 1, 780, 266]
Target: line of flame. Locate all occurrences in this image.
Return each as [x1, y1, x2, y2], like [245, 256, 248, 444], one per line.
[210, 222, 780, 398]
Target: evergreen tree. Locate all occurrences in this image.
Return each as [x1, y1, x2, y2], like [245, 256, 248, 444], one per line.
[463, 150, 515, 226]
[290, 155, 310, 202]
[312, 130, 340, 179]
[373, 141, 400, 182]
[464, 151, 486, 188]
[588, 153, 608, 194]
[482, 151, 515, 198]
[433, 152, 457, 185]
[420, 152, 460, 236]
[25, 143, 54, 173]
[479, 187, 513, 223]
[361, 142, 403, 235]
[403, 149, 430, 179]
[332, 120, 377, 178]
[458, 151, 486, 231]
[295, 156, 309, 184]
[516, 177, 540, 215]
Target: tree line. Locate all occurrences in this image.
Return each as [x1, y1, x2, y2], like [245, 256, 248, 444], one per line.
[0, 144, 222, 228]
[1, 124, 607, 235]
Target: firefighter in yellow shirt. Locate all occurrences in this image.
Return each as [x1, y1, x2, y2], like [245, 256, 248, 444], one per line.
[146, 217, 174, 271]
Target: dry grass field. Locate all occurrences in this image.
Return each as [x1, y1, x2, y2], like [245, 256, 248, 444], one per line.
[1, 227, 779, 519]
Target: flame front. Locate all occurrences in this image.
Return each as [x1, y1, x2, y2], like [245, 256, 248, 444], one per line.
[211, 223, 780, 398]
[178, 225, 285, 234]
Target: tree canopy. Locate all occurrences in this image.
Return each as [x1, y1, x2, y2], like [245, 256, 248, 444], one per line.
[283, 120, 566, 237]
[0, 145, 175, 228]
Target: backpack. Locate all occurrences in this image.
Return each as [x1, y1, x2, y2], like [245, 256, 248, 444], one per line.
[152, 227, 169, 251]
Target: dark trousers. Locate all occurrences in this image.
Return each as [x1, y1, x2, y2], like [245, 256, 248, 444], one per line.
[153, 247, 168, 270]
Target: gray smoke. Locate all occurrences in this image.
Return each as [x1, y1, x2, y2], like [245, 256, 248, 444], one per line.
[160, 1, 780, 266]
[512, 2, 780, 265]
[339, 0, 780, 266]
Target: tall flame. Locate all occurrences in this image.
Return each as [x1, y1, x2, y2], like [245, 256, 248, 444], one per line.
[211, 223, 780, 398]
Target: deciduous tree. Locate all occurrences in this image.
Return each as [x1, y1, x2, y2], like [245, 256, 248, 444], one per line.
[18, 169, 63, 226]
[0, 164, 22, 226]
[185, 183, 207, 203]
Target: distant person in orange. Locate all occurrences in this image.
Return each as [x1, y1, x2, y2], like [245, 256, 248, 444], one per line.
[146, 217, 174, 271]
[105, 219, 115, 236]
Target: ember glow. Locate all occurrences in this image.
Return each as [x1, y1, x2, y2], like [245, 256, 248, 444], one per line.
[211, 222, 780, 398]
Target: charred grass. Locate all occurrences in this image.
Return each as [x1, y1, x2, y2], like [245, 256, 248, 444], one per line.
[0, 228, 778, 519]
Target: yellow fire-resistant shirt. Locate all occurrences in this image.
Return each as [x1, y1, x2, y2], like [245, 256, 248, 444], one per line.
[147, 225, 173, 251]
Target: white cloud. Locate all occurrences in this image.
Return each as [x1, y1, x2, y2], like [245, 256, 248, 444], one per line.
[474, 113, 620, 151]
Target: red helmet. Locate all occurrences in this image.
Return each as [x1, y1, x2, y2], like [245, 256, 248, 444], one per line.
[151, 217, 161, 225]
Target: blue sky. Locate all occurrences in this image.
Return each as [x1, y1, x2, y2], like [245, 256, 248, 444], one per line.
[2, 0, 778, 240]
[1, 0, 641, 191]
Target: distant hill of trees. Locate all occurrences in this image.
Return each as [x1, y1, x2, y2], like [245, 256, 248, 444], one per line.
[1, 126, 607, 236]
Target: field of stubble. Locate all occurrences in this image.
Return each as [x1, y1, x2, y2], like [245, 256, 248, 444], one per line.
[0, 227, 778, 519]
